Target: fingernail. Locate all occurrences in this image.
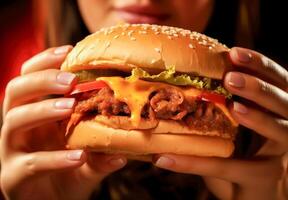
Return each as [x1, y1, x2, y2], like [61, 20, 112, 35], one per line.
[54, 45, 71, 55]
[108, 157, 126, 168]
[233, 102, 248, 114]
[67, 150, 83, 161]
[57, 72, 76, 85]
[155, 156, 174, 168]
[232, 48, 252, 63]
[227, 72, 245, 88]
[55, 98, 75, 109]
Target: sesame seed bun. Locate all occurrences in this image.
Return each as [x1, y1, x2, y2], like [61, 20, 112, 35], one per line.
[62, 24, 237, 159]
[61, 24, 231, 80]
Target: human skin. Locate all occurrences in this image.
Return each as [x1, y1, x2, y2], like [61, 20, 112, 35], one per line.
[1, 0, 288, 199]
[1, 46, 127, 200]
[77, 0, 214, 33]
[153, 47, 288, 199]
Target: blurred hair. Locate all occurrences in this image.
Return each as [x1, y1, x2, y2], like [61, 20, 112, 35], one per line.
[34, 0, 88, 47]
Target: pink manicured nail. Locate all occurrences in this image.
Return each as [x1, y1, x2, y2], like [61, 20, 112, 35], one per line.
[232, 48, 252, 63]
[108, 158, 126, 167]
[57, 72, 76, 85]
[66, 150, 83, 161]
[54, 45, 71, 55]
[227, 72, 245, 88]
[54, 98, 75, 109]
[155, 156, 174, 168]
[233, 102, 248, 114]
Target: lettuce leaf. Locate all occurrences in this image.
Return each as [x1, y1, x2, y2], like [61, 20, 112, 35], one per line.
[126, 66, 232, 98]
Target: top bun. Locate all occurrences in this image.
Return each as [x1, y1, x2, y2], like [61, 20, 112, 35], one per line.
[61, 24, 231, 79]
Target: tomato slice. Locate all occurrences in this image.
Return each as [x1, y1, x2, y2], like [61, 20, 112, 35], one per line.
[69, 80, 108, 95]
[198, 91, 226, 104]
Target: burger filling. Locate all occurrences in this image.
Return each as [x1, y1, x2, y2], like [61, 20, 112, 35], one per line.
[67, 68, 237, 139]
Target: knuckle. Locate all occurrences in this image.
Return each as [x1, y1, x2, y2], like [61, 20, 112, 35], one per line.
[1, 109, 19, 143]
[4, 107, 16, 123]
[42, 68, 59, 75]
[1, 169, 11, 194]
[261, 56, 277, 74]
[32, 69, 58, 84]
[20, 48, 55, 75]
[1, 119, 12, 138]
[34, 101, 50, 114]
[24, 154, 38, 177]
[256, 79, 273, 96]
[4, 77, 18, 98]
[3, 109, 15, 132]
[21, 60, 30, 75]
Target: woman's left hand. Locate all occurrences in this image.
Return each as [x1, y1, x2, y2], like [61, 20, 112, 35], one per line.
[153, 47, 288, 200]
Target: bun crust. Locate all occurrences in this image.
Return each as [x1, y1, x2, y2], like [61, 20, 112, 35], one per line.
[61, 24, 231, 79]
[62, 24, 236, 158]
[66, 120, 234, 158]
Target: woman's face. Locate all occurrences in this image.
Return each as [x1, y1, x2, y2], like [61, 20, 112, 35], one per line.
[77, 0, 214, 33]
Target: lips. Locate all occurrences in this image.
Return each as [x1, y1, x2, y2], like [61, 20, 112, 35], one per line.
[114, 5, 170, 24]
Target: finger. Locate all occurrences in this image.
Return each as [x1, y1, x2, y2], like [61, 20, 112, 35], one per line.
[21, 45, 73, 75]
[1, 98, 75, 148]
[225, 72, 288, 119]
[86, 153, 127, 173]
[153, 155, 282, 185]
[78, 153, 127, 185]
[24, 150, 86, 175]
[231, 102, 288, 146]
[3, 69, 76, 117]
[229, 47, 288, 91]
[1, 150, 86, 186]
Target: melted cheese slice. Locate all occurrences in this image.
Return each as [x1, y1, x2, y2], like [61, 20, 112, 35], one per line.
[98, 77, 238, 127]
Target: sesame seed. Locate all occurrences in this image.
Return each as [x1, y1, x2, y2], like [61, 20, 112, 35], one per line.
[94, 24, 228, 50]
[189, 44, 194, 49]
[99, 28, 105, 33]
[155, 48, 161, 53]
[151, 59, 157, 64]
[128, 30, 134, 37]
[122, 24, 129, 30]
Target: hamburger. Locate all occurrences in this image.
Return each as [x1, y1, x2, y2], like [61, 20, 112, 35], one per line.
[61, 24, 238, 159]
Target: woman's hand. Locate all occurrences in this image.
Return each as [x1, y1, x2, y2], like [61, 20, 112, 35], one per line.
[153, 47, 288, 200]
[0, 46, 127, 200]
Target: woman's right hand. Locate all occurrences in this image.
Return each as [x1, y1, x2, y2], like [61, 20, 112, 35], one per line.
[0, 46, 127, 200]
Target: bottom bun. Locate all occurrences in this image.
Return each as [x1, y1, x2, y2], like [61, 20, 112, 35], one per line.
[66, 121, 235, 158]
